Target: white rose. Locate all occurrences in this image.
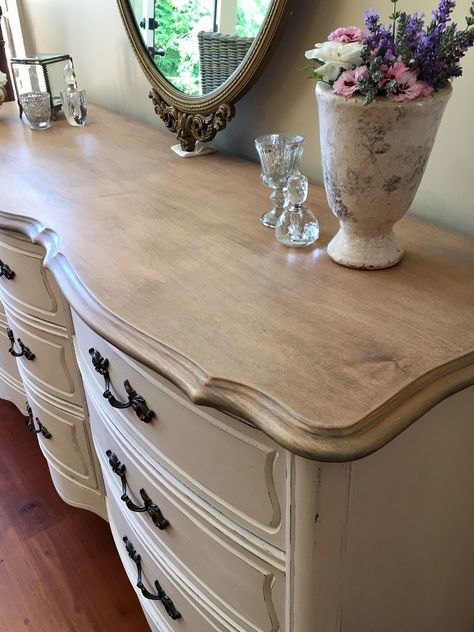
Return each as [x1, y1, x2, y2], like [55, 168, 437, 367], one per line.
[305, 41, 363, 82]
[0, 70, 7, 87]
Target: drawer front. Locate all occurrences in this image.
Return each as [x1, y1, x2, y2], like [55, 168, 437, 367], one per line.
[24, 380, 99, 491]
[108, 491, 275, 632]
[89, 392, 285, 632]
[0, 230, 66, 326]
[3, 304, 84, 409]
[73, 311, 286, 546]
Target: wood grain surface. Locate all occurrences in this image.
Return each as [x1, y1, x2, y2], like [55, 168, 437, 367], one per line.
[0, 102, 473, 461]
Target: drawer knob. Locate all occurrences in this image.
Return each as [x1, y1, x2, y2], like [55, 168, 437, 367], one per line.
[123, 536, 181, 620]
[25, 401, 52, 439]
[106, 450, 169, 530]
[88, 348, 155, 423]
[7, 327, 36, 360]
[0, 259, 15, 280]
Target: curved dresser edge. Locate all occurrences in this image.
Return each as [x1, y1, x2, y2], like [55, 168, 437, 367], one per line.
[1, 209, 473, 462]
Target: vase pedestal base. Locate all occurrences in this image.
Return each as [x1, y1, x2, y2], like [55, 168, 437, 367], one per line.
[327, 228, 404, 270]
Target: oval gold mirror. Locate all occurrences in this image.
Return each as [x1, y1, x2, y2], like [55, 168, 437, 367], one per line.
[117, 0, 289, 150]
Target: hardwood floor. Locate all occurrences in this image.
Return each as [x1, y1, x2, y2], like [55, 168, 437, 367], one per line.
[0, 398, 149, 632]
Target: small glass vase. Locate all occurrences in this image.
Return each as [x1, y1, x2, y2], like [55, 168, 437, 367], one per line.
[61, 88, 87, 126]
[255, 134, 304, 228]
[276, 175, 319, 247]
[19, 91, 51, 130]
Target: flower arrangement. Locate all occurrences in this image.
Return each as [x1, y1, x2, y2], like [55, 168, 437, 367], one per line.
[0, 70, 7, 88]
[305, 0, 474, 103]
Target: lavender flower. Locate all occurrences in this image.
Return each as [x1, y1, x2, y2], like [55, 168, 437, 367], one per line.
[431, 0, 456, 27]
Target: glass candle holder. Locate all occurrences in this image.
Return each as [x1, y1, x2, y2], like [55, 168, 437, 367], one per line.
[255, 134, 304, 228]
[61, 88, 87, 126]
[19, 91, 51, 130]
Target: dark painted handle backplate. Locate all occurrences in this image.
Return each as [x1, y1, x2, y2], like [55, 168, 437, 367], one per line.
[0, 259, 15, 280]
[123, 537, 181, 619]
[88, 348, 154, 423]
[106, 450, 169, 530]
[7, 328, 35, 360]
[25, 401, 52, 439]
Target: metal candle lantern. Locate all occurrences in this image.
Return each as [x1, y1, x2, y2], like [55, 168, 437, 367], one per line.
[10, 53, 74, 119]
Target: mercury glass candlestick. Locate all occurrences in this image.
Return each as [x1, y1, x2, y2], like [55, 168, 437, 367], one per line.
[255, 134, 304, 228]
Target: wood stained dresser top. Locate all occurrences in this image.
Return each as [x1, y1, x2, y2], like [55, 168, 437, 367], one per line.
[0, 103, 473, 461]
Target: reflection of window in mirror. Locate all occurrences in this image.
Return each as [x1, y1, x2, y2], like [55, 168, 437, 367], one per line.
[134, 0, 269, 96]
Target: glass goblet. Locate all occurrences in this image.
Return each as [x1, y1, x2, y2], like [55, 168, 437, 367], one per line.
[255, 134, 304, 228]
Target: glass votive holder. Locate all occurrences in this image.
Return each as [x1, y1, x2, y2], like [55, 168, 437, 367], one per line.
[61, 88, 87, 126]
[19, 91, 51, 130]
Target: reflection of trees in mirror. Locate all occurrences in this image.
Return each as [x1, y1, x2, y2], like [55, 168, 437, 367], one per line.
[236, 0, 270, 38]
[154, 0, 270, 96]
[155, 0, 213, 95]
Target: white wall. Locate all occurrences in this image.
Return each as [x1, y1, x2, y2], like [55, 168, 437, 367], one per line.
[21, 0, 474, 235]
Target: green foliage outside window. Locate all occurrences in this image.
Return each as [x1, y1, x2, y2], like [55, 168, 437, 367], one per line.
[235, 0, 269, 38]
[154, 0, 270, 95]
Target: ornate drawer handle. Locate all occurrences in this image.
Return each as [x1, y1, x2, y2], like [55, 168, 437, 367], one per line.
[106, 450, 169, 530]
[123, 536, 181, 620]
[0, 259, 15, 280]
[7, 327, 36, 360]
[88, 348, 154, 423]
[25, 401, 52, 439]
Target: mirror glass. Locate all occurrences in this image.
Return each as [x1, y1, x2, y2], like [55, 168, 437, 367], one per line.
[129, 0, 272, 96]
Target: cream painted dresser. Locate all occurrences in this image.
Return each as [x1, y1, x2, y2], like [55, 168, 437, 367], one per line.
[0, 103, 473, 632]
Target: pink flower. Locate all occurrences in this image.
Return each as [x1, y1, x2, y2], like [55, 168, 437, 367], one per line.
[388, 79, 434, 101]
[354, 65, 369, 82]
[417, 81, 434, 97]
[333, 66, 367, 97]
[385, 60, 412, 82]
[328, 26, 365, 44]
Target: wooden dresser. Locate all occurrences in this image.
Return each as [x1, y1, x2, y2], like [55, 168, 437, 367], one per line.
[0, 102, 473, 632]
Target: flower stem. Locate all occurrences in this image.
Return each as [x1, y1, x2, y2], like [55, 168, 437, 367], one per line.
[391, 0, 399, 38]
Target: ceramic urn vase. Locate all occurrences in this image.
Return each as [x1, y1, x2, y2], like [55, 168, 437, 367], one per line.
[316, 81, 452, 269]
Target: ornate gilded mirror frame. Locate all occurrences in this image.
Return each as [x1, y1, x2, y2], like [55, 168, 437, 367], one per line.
[117, 0, 290, 150]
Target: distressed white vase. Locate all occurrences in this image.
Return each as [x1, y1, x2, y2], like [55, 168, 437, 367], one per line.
[316, 81, 452, 269]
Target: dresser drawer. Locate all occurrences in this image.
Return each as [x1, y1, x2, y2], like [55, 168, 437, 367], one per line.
[0, 230, 66, 326]
[108, 494, 224, 632]
[24, 379, 99, 491]
[3, 303, 84, 409]
[73, 311, 286, 547]
[89, 391, 285, 632]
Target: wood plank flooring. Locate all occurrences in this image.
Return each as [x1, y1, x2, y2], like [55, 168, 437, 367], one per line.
[0, 398, 149, 632]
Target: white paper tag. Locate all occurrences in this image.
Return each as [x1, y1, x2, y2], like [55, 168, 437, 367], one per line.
[171, 141, 215, 158]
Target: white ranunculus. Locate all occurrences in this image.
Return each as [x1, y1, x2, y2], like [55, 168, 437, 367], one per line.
[305, 41, 363, 82]
[0, 70, 7, 87]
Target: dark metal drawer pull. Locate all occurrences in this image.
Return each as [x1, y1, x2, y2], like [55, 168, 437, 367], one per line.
[25, 402, 52, 439]
[0, 259, 15, 280]
[106, 450, 169, 530]
[7, 328, 35, 360]
[88, 348, 154, 423]
[123, 536, 181, 619]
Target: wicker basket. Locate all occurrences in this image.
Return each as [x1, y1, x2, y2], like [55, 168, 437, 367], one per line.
[198, 31, 254, 94]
